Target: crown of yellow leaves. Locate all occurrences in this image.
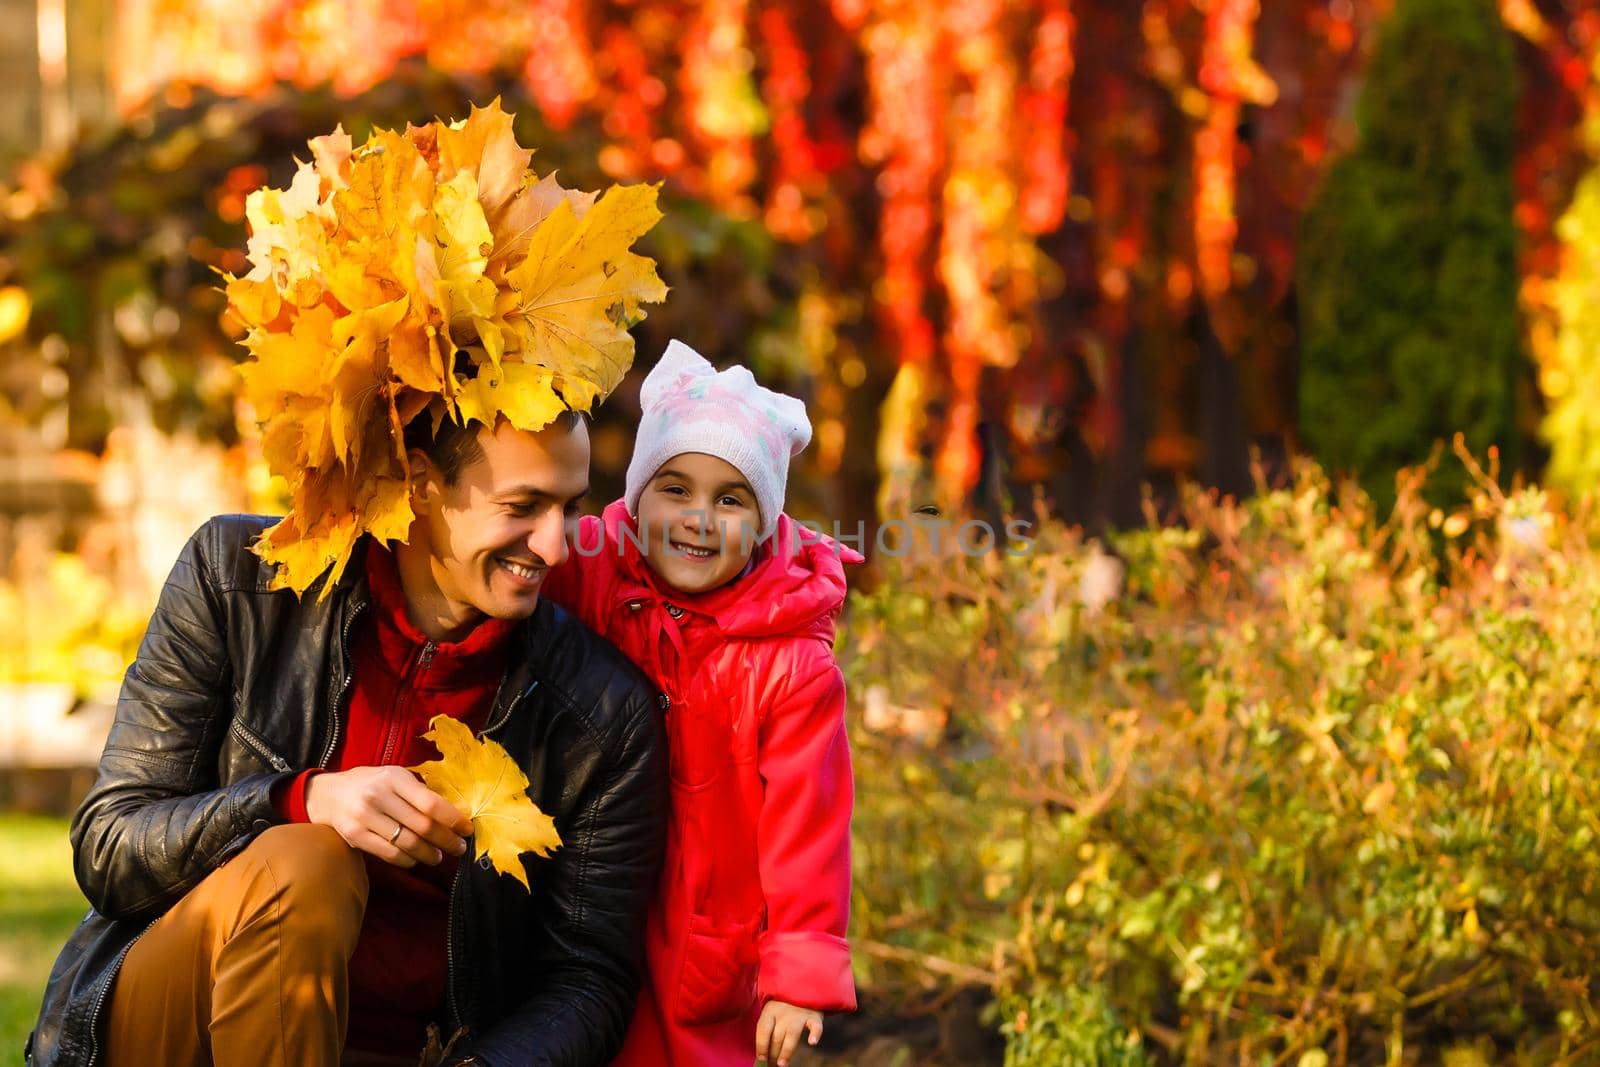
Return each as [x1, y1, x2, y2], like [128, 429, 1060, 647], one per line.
[226, 100, 667, 597]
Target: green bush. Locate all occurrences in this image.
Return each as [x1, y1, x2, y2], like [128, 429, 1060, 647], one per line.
[842, 456, 1600, 1064]
[1297, 0, 1525, 508]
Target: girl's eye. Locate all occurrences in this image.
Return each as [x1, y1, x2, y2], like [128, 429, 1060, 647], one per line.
[718, 495, 745, 508]
[661, 485, 688, 497]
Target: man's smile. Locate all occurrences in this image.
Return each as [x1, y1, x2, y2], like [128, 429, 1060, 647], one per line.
[496, 557, 546, 584]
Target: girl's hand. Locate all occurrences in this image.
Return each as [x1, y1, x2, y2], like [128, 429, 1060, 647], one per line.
[756, 1000, 823, 1066]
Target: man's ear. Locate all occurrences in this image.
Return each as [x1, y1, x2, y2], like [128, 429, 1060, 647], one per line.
[407, 449, 439, 514]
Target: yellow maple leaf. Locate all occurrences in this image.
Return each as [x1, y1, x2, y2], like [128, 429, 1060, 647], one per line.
[410, 715, 562, 891]
[552, 373, 603, 412]
[237, 303, 338, 410]
[500, 183, 668, 401]
[326, 299, 407, 463]
[362, 475, 416, 545]
[332, 129, 435, 280]
[488, 172, 598, 281]
[434, 98, 532, 218]
[308, 124, 353, 191]
[241, 161, 329, 305]
[322, 247, 396, 313]
[386, 312, 447, 393]
[255, 487, 364, 597]
[434, 174, 494, 292]
[432, 172, 503, 363]
[224, 274, 281, 331]
[455, 362, 568, 433]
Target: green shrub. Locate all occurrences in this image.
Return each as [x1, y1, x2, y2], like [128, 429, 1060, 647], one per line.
[1297, 0, 1524, 508]
[842, 456, 1600, 1064]
[1002, 986, 1154, 1067]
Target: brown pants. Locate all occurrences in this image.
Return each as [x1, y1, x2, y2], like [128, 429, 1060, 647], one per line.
[102, 823, 393, 1067]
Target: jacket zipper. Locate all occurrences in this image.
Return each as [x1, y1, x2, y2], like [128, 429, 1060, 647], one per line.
[445, 677, 540, 1030]
[231, 719, 291, 773]
[445, 849, 469, 1031]
[482, 677, 535, 739]
[319, 596, 367, 768]
[82, 918, 155, 1067]
[380, 640, 435, 766]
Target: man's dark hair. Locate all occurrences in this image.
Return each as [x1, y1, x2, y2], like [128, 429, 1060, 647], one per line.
[403, 408, 585, 487]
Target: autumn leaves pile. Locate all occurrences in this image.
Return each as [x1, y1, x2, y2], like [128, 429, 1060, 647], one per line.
[226, 100, 666, 597]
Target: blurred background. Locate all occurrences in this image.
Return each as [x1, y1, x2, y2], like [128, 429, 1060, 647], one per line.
[7, 1, 1600, 1063]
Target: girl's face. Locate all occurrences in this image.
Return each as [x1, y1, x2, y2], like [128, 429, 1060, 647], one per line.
[635, 452, 761, 595]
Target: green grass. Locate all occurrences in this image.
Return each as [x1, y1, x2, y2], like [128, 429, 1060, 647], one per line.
[0, 815, 83, 1066]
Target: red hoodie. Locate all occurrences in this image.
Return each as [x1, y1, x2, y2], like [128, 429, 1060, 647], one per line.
[272, 545, 514, 1057]
[541, 501, 859, 1067]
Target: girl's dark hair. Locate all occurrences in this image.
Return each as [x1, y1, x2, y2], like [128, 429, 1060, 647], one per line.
[401, 409, 584, 487]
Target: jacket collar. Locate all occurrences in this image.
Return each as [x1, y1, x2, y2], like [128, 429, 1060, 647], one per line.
[361, 544, 517, 689]
[317, 535, 547, 731]
[600, 500, 861, 638]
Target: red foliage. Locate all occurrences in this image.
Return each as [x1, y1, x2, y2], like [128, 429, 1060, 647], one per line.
[110, 0, 1599, 505]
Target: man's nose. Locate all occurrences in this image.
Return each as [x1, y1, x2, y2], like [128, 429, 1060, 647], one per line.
[529, 516, 568, 569]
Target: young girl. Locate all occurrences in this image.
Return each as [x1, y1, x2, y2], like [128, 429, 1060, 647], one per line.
[541, 339, 859, 1067]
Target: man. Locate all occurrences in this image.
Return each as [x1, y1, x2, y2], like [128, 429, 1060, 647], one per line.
[26, 410, 668, 1067]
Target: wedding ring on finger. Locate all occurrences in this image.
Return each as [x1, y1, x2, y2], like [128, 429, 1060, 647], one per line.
[388, 822, 403, 845]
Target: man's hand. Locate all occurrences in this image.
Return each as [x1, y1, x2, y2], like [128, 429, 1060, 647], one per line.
[304, 766, 472, 868]
[756, 999, 823, 1067]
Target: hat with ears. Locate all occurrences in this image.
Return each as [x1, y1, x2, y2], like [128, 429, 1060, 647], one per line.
[624, 339, 812, 540]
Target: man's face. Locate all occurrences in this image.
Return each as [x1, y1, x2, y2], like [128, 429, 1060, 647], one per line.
[634, 451, 760, 595]
[414, 417, 590, 624]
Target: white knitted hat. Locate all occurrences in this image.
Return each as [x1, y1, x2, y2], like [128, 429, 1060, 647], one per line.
[624, 339, 812, 540]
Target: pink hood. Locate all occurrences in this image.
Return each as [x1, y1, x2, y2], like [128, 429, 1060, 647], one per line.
[598, 500, 864, 639]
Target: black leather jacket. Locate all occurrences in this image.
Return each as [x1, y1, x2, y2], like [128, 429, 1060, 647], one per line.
[26, 515, 668, 1067]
